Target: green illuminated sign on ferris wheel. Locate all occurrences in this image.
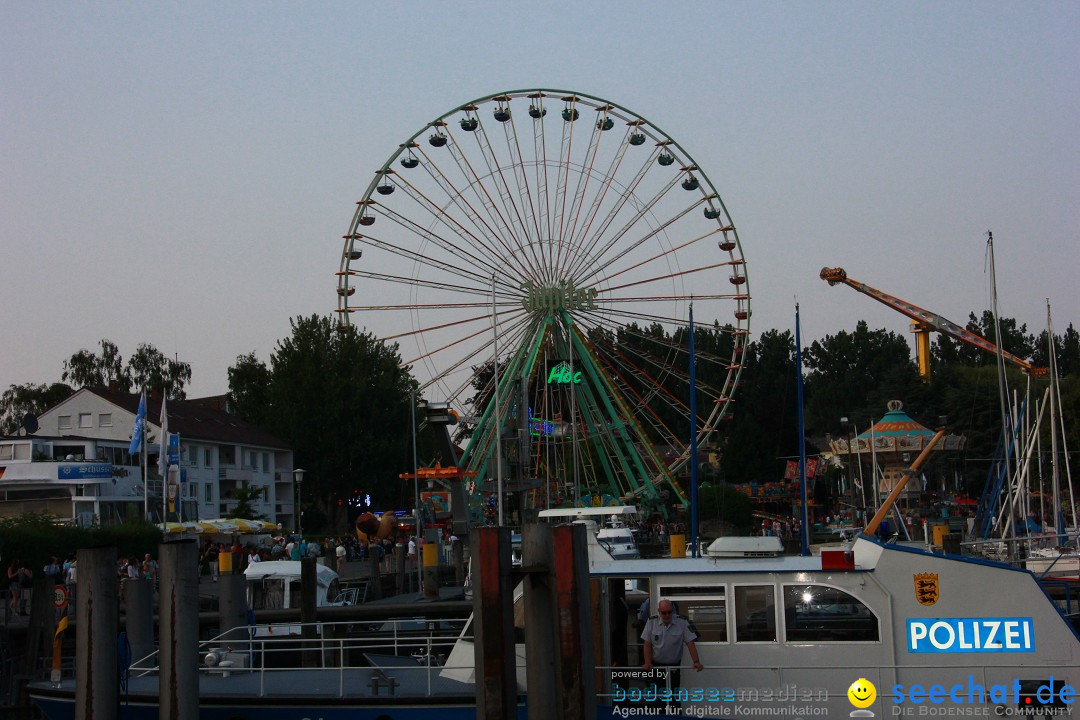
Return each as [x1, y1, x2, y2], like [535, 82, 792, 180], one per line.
[547, 361, 582, 385]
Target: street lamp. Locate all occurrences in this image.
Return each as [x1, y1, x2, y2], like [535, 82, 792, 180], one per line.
[292, 467, 306, 536]
[841, 417, 857, 524]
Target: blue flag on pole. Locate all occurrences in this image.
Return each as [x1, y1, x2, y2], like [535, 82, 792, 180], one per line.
[129, 392, 146, 455]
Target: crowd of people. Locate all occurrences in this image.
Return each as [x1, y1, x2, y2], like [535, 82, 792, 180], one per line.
[6, 554, 78, 617]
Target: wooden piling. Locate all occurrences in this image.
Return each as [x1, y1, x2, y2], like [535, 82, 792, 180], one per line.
[217, 555, 247, 644]
[160, 539, 199, 720]
[301, 557, 318, 667]
[75, 545, 118, 720]
[472, 526, 516, 720]
[124, 578, 155, 665]
[453, 537, 465, 585]
[553, 523, 596, 720]
[393, 543, 405, 595]
[523, 523, 557, 719]
[368, 549, 382, 599]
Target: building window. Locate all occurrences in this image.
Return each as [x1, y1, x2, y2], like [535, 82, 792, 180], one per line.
[203, 448, 212, 467]
[220, 446, 235, 465]
[205, 483, 213, 503]
[59, 415, 72, 430]
[98, 413, 112, 427]
[262, 453, 269, 473]
[78, 413, 92, 428]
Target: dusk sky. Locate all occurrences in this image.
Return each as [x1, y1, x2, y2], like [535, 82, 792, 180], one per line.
[3, 2, 1077, 399]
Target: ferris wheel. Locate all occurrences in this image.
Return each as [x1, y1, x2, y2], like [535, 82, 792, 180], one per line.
[337, 89, 749, 508]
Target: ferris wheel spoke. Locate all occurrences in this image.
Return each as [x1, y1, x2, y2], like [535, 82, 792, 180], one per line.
[566, 171, 683, 282]
[551, 96, 582, 272]
[503, 109, 545, 267]
[596, 226, 721, 286]
[405, 305, 530, 371]
[572, 183, 700, 283]
[566, 120, 636, 259]
[587, 313, 730, 401]
[351, 229, 499, 283]
[403, 148, 534, 280]
[381, 174, 508, 274]
[604, 260, 744, 295]
[374, 193, 508, 273]
[445, 124, 539, 276]
[567, 144, 663, 275]
[590, 341, 688, 446]
[560, 110, 608, 255]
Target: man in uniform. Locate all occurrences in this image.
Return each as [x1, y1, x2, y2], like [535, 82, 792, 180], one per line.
[641, 598, 703, 710]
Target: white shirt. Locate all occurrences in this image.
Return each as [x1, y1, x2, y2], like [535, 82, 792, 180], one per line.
[641, 615, 698, 665]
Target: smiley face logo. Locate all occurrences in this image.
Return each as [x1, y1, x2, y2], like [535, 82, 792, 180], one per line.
[847, 678, 877, 709]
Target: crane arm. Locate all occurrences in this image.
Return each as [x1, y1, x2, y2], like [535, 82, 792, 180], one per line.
[819, 266, 1044, 377]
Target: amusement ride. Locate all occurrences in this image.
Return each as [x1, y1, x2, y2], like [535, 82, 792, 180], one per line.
[336, 89, 750, 521]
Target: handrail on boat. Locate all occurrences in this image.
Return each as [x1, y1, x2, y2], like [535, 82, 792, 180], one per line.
[125, 617, 473, 698]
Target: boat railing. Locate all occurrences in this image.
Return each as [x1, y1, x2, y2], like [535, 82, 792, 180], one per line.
[963, 530, 1080, 573]
[125, 617, 474, 698]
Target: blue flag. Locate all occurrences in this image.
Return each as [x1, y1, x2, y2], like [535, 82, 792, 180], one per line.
[129, 391, 146, 455]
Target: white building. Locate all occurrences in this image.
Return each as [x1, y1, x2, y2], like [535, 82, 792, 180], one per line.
[0, 387, 297, 527]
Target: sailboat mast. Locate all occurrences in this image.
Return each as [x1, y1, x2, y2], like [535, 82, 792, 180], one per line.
[1047, 302, 1063, 539]
[987, 232, 1016, 546]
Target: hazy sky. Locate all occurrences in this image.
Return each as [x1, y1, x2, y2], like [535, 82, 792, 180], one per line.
[3, 2, 1077, 399]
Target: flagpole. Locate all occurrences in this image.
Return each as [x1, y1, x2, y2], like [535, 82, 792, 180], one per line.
[142, 416, 148, 521]
[160, 396, 168, 524]
[796, 303, 811, 557]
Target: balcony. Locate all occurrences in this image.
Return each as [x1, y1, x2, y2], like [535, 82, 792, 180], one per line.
[219, 468, 254, 483]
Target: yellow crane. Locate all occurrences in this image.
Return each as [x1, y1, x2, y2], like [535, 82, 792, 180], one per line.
[819, 266, 1045, 381]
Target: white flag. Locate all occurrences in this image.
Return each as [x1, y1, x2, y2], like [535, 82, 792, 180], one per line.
[158, 396, 169, 476]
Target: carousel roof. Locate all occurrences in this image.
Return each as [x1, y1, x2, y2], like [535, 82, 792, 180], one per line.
[833, 400, 965, 455]
[859, 401, 935, 439]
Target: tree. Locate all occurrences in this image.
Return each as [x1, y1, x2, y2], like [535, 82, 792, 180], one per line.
[63, 339, 130, 390]
[127, 344, 191, 399]
[227, 483, 267, 520]
[229, 315, 416, 530]
[696, 483, 754, 534]
[1033, 323, 1080, 377]
[226, 352, 272, 426]
[802, 321, 922, 434]
[0, 383, 74, 434]
[60, 339, 190, 398]
[719, 329, 798, 484]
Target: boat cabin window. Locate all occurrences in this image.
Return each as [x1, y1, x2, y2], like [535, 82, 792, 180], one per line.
[658, 585, 727, 642]
[782, 584, 879, 642]
[734, 585, 777, 642]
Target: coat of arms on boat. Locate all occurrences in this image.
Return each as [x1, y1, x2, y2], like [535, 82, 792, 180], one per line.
[914, 573, 939, 606]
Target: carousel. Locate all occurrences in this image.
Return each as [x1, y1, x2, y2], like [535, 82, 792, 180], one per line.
[829, 400, 965, 503]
